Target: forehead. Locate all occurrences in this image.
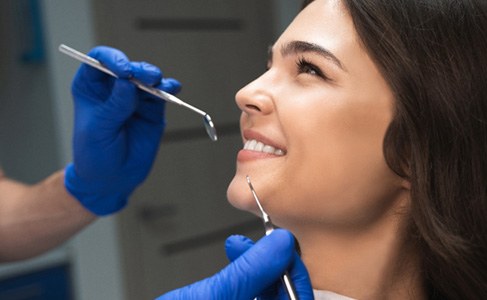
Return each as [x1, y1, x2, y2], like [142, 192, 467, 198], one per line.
[274, 0, 358, 58]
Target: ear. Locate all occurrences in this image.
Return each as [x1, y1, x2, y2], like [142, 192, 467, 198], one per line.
[400, 178, 411, 190]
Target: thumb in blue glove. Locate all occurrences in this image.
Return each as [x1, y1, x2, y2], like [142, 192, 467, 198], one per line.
[156, 229, 314, 300]
[225, 231, 314, 300]
[65, 46, 181, 215]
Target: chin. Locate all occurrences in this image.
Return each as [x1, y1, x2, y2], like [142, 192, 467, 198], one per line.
[226, 175, 255, 212]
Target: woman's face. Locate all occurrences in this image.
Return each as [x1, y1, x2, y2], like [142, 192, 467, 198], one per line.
[227, 0, 408, 231]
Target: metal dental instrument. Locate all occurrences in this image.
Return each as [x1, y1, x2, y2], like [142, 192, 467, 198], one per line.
[58, 44, 218, 142]
[246, 176, 299, 300]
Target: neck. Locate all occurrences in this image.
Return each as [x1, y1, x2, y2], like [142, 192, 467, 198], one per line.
[294, 210, 426, 300]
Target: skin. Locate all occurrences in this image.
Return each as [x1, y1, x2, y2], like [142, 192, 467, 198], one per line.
[227, 0, 425, 298]
[0, 170, 95, 261]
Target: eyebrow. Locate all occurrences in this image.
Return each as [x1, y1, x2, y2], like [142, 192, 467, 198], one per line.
[268, 40, 346, 72]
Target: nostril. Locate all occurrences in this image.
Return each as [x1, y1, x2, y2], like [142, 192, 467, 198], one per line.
[246, 104, 261, 111]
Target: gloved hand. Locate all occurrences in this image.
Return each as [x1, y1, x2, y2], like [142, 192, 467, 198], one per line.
[225, 231, 314, 300]
[156, 229, 314, 300]
[64, 46, 181, 215]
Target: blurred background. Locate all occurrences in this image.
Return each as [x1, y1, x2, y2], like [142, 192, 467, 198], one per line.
[0, 0, 300, 299]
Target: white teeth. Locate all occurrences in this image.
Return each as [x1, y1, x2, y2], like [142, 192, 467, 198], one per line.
[255, 142, 264, 152]
[246, 140, 257, 150]
[274, 149, 285, 155]
[244, 139, 285, 156]
[262, 145, 275, 153]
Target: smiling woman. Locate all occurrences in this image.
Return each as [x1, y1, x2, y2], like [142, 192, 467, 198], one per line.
[227, 0, 487, 299]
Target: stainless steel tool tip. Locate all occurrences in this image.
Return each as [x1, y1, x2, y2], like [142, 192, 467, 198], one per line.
[246, 175, 267, 218]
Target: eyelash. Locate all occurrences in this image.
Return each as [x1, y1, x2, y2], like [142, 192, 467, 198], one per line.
[296, 57, 327, 80]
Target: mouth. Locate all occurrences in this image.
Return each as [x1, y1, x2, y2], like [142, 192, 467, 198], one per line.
[243, 139, 286, 156]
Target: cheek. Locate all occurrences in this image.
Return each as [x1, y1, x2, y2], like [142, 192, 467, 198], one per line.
[267, 97, 401, 227]
[270, 145, 402, 228]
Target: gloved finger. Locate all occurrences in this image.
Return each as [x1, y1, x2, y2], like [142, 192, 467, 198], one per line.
[130, 61, 162, 86]
[88, 46, 132, 78]
[159, 78, 182, 95]
[215, 229, 295, 299]
[100, 79, 138, 125]
[225, 235, 280, 299]
[126, 101, 166, 158]
[71, 46, 131, 101]
[130, 76, 180, 126]
[225, 234, 255, 262]
[134, 98, 165, 125]
[225, 234, 314, 300]
[287, 253, 314, 299]
[156, 229, 295, 300]
[259, 253, 314, 300]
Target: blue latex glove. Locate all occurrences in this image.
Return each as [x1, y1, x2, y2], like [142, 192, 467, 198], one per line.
[225, 231, 314, 300]
[156, 229, 314, 300]
[64, 46, 181, 215]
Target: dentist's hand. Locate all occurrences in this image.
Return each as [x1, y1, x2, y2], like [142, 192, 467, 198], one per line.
[156, 229, 314, 300]
[225, 230, 314, 300]
[64, 46, 181, 215]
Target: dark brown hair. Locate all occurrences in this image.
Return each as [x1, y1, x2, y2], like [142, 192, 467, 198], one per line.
[302, 0, 487, 298]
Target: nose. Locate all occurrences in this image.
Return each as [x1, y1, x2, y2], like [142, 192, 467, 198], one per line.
[235, 73, 274, 116]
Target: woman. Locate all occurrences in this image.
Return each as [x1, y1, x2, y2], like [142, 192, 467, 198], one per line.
[227, 0, 487, 299]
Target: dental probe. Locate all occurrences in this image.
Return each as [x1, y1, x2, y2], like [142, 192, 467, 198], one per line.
[246, 176, 299, 300]
[58, 44, 218, 141]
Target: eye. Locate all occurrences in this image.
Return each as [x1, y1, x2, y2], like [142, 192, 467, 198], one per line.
[296, 57, 328, 80]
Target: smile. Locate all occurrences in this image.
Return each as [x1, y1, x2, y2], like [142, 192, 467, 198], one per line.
[243, 139, 285, 156]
